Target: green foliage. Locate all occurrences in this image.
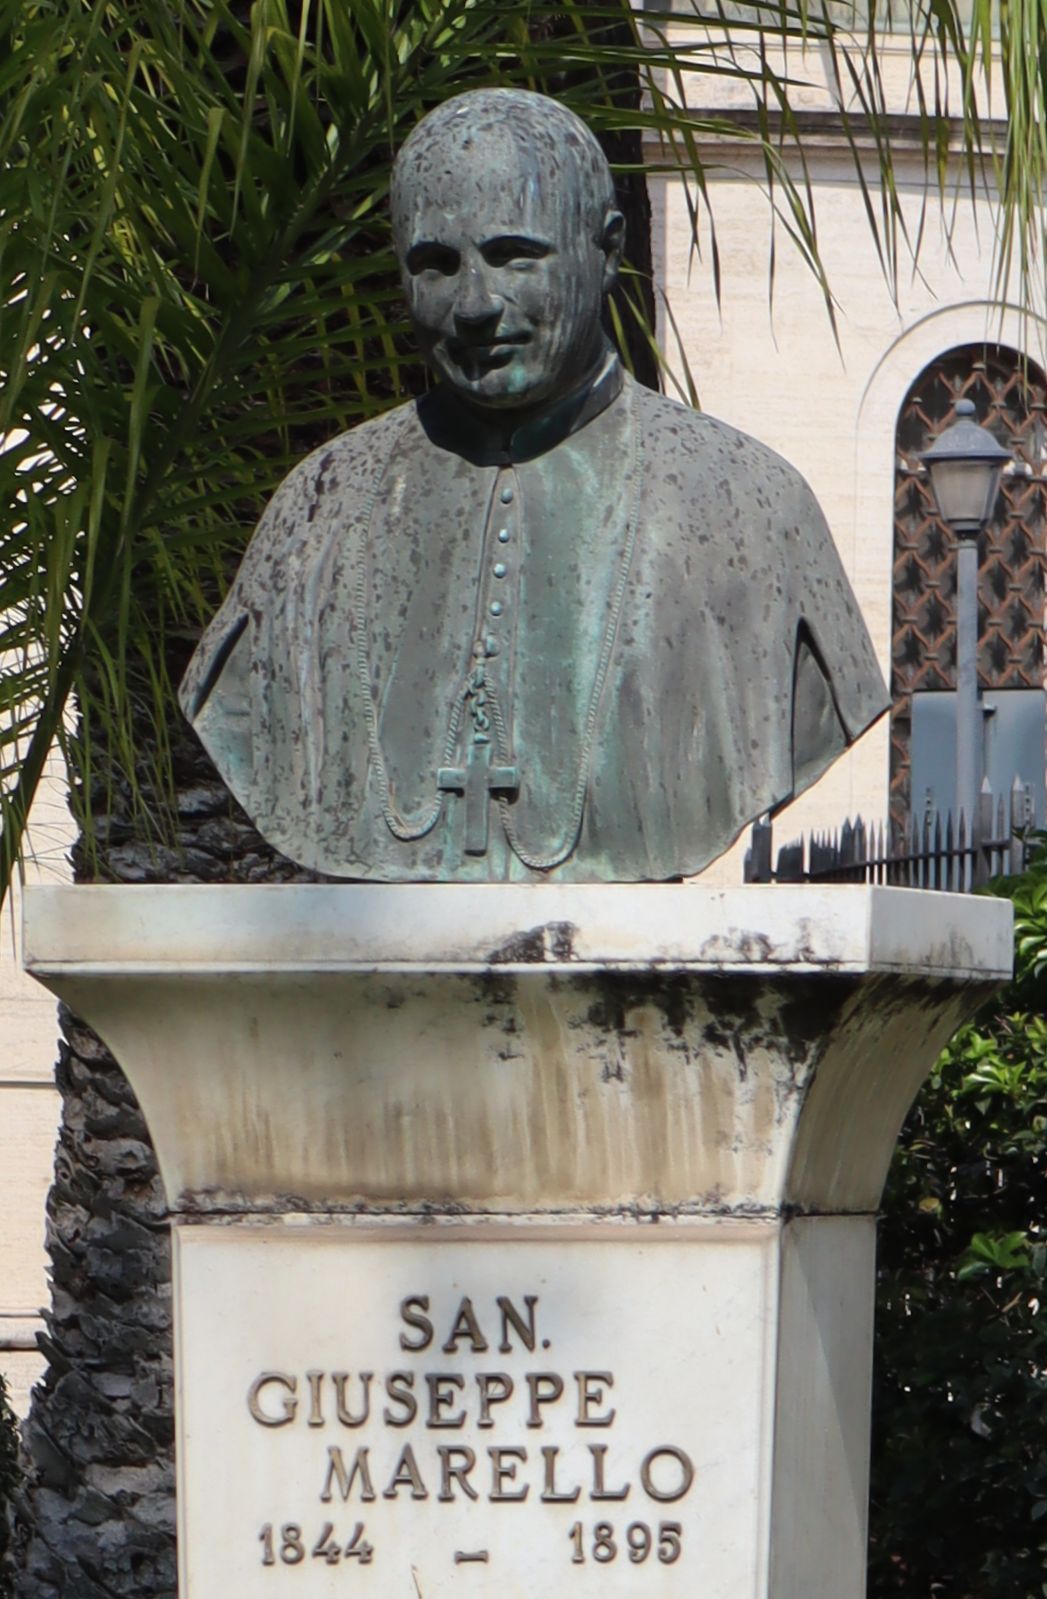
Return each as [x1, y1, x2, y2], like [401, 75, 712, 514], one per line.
[0, 0, 973, 899]
[0, 1370, 17, 1596]
[958, 0, 1047, 317]
[870, 845, 1047, 1597]
[1011, 839, 1047, 985]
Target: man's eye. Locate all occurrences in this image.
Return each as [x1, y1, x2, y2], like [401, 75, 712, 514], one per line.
[406, 244, 460, 276]
[481, 238, 551, 268]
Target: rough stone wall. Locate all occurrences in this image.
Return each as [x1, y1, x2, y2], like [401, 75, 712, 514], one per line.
[11, 1009, 176, 1599]
[10, 727, 316, 1599]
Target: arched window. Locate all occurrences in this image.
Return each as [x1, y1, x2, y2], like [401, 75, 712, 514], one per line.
[891, 345, 1047, 834]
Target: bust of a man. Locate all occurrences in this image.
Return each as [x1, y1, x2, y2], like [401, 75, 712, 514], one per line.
[180, 88, 887, 882]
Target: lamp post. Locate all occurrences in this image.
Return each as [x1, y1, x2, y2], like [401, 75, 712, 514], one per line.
[920, 397, 1011, 835]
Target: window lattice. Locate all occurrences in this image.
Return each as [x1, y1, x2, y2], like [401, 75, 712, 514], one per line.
[890, 346, 1047, 832]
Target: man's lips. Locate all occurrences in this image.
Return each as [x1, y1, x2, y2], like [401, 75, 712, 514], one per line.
[447, 333, 531, 359]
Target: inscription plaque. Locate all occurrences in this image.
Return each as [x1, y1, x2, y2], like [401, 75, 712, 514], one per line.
[175, 1223, 777, 1598]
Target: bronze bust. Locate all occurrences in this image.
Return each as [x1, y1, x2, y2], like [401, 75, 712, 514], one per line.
[180, 88, 887, 882]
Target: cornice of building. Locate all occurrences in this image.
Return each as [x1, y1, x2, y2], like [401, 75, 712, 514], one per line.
[641, 107, 1006, 167]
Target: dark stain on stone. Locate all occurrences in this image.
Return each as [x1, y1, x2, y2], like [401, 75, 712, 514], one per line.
[487, 921, 577, 964]
[472, 972, 515, 1008]
[489, 927, 545, 964]
[548, 922, 577, 960]
[583, 972, 698, 1039]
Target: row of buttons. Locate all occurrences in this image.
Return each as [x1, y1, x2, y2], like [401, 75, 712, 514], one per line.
[490, 481, 514, 619]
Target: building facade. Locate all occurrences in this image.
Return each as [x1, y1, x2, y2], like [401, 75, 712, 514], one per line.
[1, 769, 74, 1414]
[651, 28, 1044, 881]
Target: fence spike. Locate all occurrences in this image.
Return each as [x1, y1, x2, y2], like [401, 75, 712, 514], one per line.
[971, 781, 992, 890]
[909, 813, 919, 888]
[777, 840, 804, 883]
[745, 817, 773, 883]
[1011, 776, 1028, 874]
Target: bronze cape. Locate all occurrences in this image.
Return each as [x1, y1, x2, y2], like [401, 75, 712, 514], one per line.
[180, 367, 888, 881]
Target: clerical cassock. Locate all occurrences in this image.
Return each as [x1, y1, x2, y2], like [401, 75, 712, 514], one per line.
[179, 357, 888, 882]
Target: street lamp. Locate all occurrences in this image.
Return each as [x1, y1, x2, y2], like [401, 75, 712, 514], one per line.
[920, 397, 1012, 834]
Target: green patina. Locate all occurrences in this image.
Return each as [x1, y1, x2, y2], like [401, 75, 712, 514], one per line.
[181, 89, 888, 882]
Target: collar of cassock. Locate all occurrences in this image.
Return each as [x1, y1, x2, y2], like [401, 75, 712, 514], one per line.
[418, 346, 624, 467]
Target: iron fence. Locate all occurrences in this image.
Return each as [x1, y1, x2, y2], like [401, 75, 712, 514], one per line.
[745, 777, 1032, 892]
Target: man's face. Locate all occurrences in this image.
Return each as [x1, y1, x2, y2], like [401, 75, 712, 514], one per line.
[399, 153, 617, 411]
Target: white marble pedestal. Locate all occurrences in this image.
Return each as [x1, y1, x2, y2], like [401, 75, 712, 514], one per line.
[24, 884, 1012, 1599]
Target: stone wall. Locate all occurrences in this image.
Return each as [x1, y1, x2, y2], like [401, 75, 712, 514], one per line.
[12, 1011, 175, 1599]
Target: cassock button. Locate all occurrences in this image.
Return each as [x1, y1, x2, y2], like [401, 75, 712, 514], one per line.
[493, 562, 507, 578]
[489, 600, 504, 617]
[500, 486, 514, 504]
[485, 636, 499, 655]
[497, 528, 510, 543]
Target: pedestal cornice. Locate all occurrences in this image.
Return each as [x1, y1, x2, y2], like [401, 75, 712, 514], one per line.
[24, 884, 1011, 1218]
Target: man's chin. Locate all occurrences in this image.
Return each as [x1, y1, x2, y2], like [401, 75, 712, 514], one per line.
[429, 355, 550, 412]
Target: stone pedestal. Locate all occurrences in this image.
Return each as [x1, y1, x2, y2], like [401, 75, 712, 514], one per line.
[24, 884, 1011, 1599]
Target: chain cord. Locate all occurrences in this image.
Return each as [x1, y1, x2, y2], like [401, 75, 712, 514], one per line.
[353, 409, 464, 842]
[494, 383, 642, 870]
[354, 386, 642, 863]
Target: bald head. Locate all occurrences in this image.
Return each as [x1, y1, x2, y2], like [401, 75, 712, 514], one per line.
[392, 89, 619, 256]
[391, 90, 624, 411]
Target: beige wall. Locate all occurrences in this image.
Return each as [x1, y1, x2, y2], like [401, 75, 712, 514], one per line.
[1, 766, 71, 1415]
[649, 118, 1037, 882]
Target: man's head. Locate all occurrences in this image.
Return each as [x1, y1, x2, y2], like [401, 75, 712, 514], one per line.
[391, 89, 624, 411]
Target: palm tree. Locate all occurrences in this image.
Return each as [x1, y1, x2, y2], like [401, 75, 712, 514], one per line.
[0, 0, 1024, 1591]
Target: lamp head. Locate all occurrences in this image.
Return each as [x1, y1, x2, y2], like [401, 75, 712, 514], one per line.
[920, 398, 1012, 537]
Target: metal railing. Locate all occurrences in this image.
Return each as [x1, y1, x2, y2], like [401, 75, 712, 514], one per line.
[745, 777, 1032, 892]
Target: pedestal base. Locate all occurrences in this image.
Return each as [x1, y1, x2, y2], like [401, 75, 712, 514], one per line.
[24, 884, 1012, 1599]
[176, 1212, 873, 1598]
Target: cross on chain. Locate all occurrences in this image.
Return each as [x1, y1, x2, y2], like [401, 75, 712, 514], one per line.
[437, 644, 519, 856]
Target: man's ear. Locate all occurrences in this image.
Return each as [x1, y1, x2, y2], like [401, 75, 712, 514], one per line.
[600, 209, 626, 292]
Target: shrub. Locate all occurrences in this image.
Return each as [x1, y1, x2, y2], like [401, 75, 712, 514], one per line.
[869, 845, 1047, 1597]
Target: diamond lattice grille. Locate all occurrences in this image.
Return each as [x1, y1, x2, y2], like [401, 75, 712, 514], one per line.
[890, 346, 1047, 832]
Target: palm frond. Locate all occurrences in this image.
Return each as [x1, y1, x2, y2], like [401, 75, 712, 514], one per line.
[0, 0, 993, 901]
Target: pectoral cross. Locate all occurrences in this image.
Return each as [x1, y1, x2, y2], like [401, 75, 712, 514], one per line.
[438, 640, 519, 856]
[438, 737, 519, 856]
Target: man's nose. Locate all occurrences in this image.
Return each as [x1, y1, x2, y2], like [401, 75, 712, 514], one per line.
[453, 263, 503, 329]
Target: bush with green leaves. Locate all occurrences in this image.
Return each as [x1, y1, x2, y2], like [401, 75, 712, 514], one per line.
[870, 845, 1047, 1597]
[0, 1370, 17, 1598]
